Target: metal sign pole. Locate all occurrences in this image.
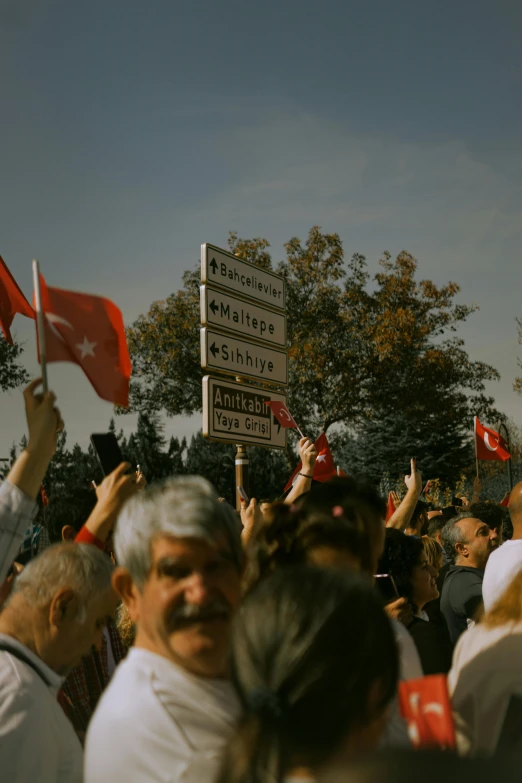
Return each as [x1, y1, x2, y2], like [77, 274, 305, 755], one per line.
[235, 444, 249, 511]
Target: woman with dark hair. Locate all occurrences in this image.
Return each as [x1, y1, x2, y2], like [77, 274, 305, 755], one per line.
[218, 565, 399, 783]
[378, 529, 452, 674]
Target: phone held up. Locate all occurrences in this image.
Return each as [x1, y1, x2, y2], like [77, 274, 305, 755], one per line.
[237, 486, 250, 504]
[374, 573, 399, 605]
[90, 432, 125, 477]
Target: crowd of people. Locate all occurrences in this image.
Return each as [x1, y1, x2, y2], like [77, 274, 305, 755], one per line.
[0, 378, 521, 781]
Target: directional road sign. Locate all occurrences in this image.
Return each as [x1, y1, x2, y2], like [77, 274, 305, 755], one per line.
[203, 375, 288, 448]
[201, 328, 288, 386]
[201, 243, 285, 312]
[200, 286, 287, 348]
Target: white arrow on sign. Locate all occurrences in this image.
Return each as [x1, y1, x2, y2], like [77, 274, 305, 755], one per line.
[200, 286, 287, 348]
[200, 328, 288, 386]
[201, 243, 286, 312]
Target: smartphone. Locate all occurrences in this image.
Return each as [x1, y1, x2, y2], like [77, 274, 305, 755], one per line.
[90, 433, 124, 477]
[452, 496, 464, 508]
[237, 486, 250, 504]
[374, 574, 399, 604]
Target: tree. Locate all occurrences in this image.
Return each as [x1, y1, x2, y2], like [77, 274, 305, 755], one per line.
[122, 230, 500, 481]
[124, 412, 177, 483]
[0, 337, 29, 391]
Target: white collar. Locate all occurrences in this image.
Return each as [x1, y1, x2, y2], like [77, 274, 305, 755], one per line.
[0, 632, 64, 689]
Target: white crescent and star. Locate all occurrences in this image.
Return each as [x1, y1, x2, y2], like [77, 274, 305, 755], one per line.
[76, 336, 97, 359]
[484, 432, 499, 452]
[278, 409, 292, 422]
[317, 454, 327, 463]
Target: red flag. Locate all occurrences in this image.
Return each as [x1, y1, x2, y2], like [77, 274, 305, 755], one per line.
[37, 275, 131, 407]
[40, 486, 49, 507]
[500, 493, 510, 508]
[264, 400, 298, 429]
[284, 433, 338, 492]
[399, 675, 456, 749]
[386, 492, 396, 522]
[0, 256, 35, 343]
[474, 417, 510, 462]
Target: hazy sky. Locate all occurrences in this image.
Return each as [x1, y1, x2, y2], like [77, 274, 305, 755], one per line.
[1, 0, 521, 457]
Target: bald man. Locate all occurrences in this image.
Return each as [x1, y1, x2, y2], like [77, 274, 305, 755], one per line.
[482, 483, 522, 612]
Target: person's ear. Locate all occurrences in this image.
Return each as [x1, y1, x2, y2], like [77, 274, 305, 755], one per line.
[61, 525, 76, 542]
[455, 541, 468, 558]
[49, 588, 79, 627]
[112, 567, 141, 623]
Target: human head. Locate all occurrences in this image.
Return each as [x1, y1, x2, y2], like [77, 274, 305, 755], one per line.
[378, 529, 438, 614]
[469, 501, 504, 548]
[3, 543, 116, 676]
[422, 536, 443, 571]
[427, 515, 444, 545]
[405, 500, 428, 536]
[441, 514, 494, 569]
[218, 566, 398, 783]
[113, 476, 243, 678]
[47, 488, 98, 544]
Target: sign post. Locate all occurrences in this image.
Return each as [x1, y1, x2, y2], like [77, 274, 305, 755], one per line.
[200, 243, 288, 509]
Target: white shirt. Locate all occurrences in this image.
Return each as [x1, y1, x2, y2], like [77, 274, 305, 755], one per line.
[84, 647, 241, 783]
[448, 620, 522, 755]
[0, 633, 83, 782]
[482, 539, 522, 612]
[0, 481, 37, 584]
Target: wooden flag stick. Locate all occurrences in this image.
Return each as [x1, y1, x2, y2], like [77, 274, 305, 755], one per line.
[473, 416, 479, 478]
[32, 259, 48, 394]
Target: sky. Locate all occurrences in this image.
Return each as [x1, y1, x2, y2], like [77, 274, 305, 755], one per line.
[1, 0, 521, 458]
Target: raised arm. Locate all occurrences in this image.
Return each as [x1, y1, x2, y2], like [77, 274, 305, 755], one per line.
[386, 459, 423, 531]
[284, 438, 318, 506]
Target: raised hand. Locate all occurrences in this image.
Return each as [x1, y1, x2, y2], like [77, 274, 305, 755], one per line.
[299, 437, 317, 476]
[24, 378, 63, 461]
[404, 458, 423, 498]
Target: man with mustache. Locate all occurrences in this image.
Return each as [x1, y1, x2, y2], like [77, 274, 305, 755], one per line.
[84, 476, 243, 783]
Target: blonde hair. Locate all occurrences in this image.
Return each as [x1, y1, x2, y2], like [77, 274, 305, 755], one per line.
[484, 568, 522, 628]
[422, 536, 443, 569]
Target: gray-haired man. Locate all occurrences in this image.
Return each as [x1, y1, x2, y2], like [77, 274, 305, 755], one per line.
[85, 476, 243, 783]
[0, 542, 116, 782]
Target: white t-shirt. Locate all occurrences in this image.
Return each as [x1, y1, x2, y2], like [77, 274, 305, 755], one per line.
[85, 647, 241, 783]
[482, 539, 522, 612]
[448, 620, 522, 755]
[0, 633, 83, 782]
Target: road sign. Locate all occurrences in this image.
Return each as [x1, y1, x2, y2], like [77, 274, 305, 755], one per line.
[201, 243, 285, 312]
[200, 285, 287, 348]
[203, 375, 288, 448]
[201, 328, 288, 386]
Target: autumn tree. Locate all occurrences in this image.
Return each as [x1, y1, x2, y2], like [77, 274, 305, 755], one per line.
[122, 229, 501, 483]
[515, 318, 522, 397]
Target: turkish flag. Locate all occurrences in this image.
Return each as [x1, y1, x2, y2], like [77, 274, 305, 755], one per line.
[264, 400, 298, 429]
[284, 433, 340, 492]
[475, 417, 510, 462]
[37, 275, 131, 407]
[386, 492, 396, 522]
[40, 486, 50, 507]
[0, 256, 35, 343]
[399, 675, 456, 749]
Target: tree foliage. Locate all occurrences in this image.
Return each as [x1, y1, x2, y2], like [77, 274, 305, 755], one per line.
[0, 337, 29, 392]
[122, 227, 500, 481]
[515, 318, 522, 397]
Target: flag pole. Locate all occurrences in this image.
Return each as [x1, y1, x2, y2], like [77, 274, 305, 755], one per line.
[32, 259, 48, 394]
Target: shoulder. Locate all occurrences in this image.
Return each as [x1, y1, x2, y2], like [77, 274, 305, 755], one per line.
[390, 619, 423, 681]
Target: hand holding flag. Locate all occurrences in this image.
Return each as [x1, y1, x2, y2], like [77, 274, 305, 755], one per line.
[284, 433, 343, 492]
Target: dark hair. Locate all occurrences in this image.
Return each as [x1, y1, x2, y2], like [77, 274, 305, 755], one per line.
[408, 500, 428, 534]
[440, 506, 458, 523]
[503, 513, 513, 541]
[244, 478, 385, 592]
[378, 529, 423, 604]
[440, 513, 477, 565]
[469, 502, 504, 533]
[427, 516, 444, 539]
[218, 566, 398, 783]
[46, 489, 98, 543]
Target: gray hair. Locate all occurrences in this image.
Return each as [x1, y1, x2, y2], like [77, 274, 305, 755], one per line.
[441, 513, 478, 564]
[11, 542, 114, 620]
[114, 475, 243, 588]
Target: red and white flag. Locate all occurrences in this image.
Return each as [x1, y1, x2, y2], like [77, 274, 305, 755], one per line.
[386, 492, 396, 522]
[284, 433, 343, 492]
[0, 256, 35, 343]
[40, 486, 50, 507]
[264, 400, 298, 429]
[37, 275, 132, 407]
[474, 417, 510, 462]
